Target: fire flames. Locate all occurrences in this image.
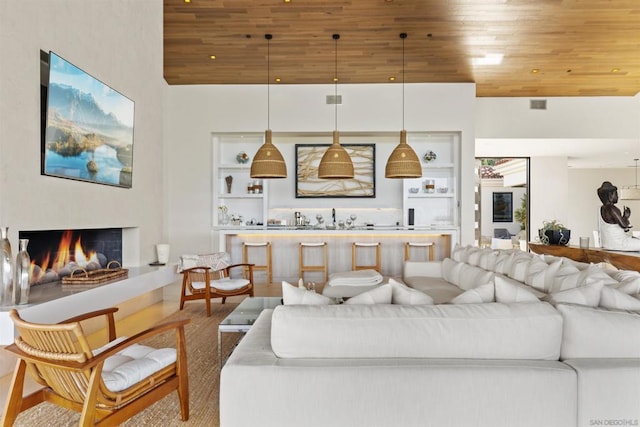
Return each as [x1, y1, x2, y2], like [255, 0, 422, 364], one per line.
[30, 230, 101, 284]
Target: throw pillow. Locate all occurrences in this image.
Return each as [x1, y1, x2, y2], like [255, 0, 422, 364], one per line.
[456, 264, 495, 291]
[442, 258, 463, 285]
[479, 250, 499, 271]
[507, 253, 533, 283]
[546, 279, 603, 307]
[466, 248, 483, 266]
[599, 286, 640, 311]
[282, 281, 334, 305]
[451, 244, 467, 262]
[344, 284, 392, 305]
[525, 258, 561, 292]
[450, 283, 494, 304]
[389, 278, 434, 305]
[612, 270, 640, 295]
[493, 251, 515, 275]
[494, 275, 541, 303]
[555, 259, 580, 278]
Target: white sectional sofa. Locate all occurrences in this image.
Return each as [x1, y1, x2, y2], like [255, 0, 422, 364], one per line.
[220, 246, 640, 427]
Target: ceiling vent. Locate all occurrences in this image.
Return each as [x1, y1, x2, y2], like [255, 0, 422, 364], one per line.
[326, 95, 342, 105]
[530, 99, 547, 110]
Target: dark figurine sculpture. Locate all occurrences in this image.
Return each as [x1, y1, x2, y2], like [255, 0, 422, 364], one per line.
[597, 181, 640, 251]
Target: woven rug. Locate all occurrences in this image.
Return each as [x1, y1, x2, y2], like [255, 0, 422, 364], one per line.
[13, 302, 241, 427]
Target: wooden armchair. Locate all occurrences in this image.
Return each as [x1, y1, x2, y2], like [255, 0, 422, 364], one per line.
[180, 261, 255, 317]
[1, 307, 189, 427]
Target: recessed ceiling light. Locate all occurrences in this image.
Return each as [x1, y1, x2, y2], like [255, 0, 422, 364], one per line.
[184, 0, 190, 3]
[284, 0, 291, 3]
[275, 77, 281, 83]
[611, 68, 620, 73]
[209, 55, 216, 60]
[531, 69, 539, 74]
[333, 77, 339, 82]
[389, 76, 396, 81]
[472, 53, 503, 66]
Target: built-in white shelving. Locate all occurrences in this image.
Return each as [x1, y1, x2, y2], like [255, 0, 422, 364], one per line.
[402, 133, 461, 227]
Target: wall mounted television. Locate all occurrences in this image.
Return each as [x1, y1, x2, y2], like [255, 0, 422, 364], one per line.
[41, 51, 135, 188]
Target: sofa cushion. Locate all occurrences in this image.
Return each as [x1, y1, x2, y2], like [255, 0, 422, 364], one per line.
[408, 280, 465, 304]
[599, 286, 640, 311]
[389, 278, 434, 305]
[493, 251, 515, 275]
[456, 263, 495, 291]
[450, 283, 494, 304]
[612, 269, 640, 295]
[344, 284, 392, 305]
[282, 281, 335, 305]
[552, 265, 618, 293]
[441, 258, 462, 284]
[495, 275, 541, 303]
[556, 303, 640, 359]
[525, 258, 561, 292]
[478, 250, 499, 271]
[270, 302, 563, 360]
[508, 254, 533, 283]
[546, 280, 603, 307]
[403, 260, 443, 280]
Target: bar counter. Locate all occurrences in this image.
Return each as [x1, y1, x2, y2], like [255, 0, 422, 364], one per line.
[213, 226, 458, 282]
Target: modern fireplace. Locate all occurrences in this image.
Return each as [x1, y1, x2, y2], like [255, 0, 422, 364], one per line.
[19, 228, 123, 285]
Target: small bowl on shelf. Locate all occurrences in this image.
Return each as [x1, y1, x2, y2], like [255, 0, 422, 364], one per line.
[437, 187, 449, 194]
[408, 187, 420, 194]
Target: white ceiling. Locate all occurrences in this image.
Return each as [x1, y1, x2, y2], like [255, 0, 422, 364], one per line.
[476, 138, 640, 169]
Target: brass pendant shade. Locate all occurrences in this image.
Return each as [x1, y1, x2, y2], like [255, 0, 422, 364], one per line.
[318, 130, 355, 179]
[251, 129, 287, 178]
[385, 32, 422, 179]
[385, 130, 422, 178]
[250, 34, 287, 179]
[317, 34, 354, 180]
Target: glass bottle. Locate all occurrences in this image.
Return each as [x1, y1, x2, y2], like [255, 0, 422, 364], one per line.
[0, 227, 13, 306]
[14, 239, 30, 305]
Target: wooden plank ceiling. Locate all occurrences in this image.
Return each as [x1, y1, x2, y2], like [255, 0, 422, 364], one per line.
[163, 0, 640, 97]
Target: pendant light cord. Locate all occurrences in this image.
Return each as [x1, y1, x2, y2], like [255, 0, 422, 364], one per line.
[401, 33, 406, 130]
[266, 34, 272, 130]
[333, 34, 339, 132]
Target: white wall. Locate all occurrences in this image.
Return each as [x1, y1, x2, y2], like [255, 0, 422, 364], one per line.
[476, 97, 639, 139]
[0, 0, 166, 264]
[165, 83, 477, 258]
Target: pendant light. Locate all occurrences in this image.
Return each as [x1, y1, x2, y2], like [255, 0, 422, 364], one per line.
[250, 34, 287, 179]
[318, 34, 354, 179]
[619, 159, 640, 200]
[385, 33, 422, 179]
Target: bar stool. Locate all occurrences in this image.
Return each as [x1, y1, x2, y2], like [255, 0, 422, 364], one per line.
[242, 242, 273, 284]
[404, 242, 435, 261]
[352, 242, 381, 272]
[298, 242, 328, 283]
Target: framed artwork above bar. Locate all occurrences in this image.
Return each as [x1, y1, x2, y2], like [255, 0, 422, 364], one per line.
[295, 143, 375, 198]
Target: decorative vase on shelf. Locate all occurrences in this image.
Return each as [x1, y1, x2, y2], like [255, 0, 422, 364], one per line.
[0, 227, 13, 306]
[236, 152, 250, 164]
[225, 175, 233, 193]
[14, 239, 30, 305]
[219, 212, 230, 226]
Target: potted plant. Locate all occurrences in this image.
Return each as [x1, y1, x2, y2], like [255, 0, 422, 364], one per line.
[514, 194, 527, 241]
[539, 220, 571, 246]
